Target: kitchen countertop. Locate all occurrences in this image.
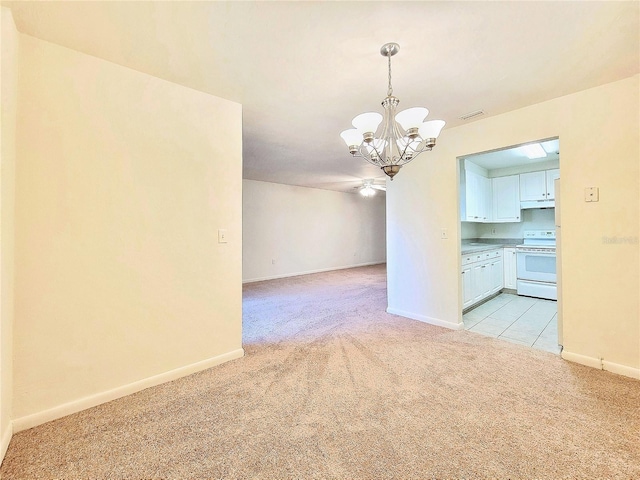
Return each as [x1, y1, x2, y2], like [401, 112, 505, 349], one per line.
[461, 243, 505, 254]
[461, 238, 522, 255]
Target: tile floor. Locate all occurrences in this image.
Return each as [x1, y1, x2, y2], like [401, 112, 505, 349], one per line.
[463, 293, 561, 354]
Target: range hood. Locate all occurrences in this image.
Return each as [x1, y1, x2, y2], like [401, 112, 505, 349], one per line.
[521, 200, 555, 209]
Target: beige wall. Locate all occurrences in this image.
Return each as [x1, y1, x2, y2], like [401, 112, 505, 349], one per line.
[243, 180, 386, 282]
[13, 34, 243, 423]
[0, 7, 18, 458]
[388, 75, 639, 377]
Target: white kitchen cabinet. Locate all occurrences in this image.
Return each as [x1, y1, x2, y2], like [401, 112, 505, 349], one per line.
[546, 169, 560, 200]
[461, 169, 491, 222]
[472, 263, 486, 303]
[519, 171, 547, 201]
[462, 265, 474, 309]
[492, 175, 521, 222]
[520, 169, 559, 201]
[490, 257, 504, 295]
[461, 248, 504, 310]
[502, 247, 517, 289]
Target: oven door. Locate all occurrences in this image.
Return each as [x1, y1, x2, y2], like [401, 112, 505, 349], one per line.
[516, 250, 557, 283]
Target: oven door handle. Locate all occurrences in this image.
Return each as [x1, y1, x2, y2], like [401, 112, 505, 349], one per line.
[517, 251, 556, 256]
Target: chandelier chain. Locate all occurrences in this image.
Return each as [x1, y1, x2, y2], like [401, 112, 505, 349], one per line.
[387, 53, 393, 97]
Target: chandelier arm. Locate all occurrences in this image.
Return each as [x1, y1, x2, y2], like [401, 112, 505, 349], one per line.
[397, 136, 428, 161]
[369, 142, 385, 164]
[357, 144, 380, 166]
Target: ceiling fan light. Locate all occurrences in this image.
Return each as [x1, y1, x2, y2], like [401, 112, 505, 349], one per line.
[359, 185, 376, 197]
[395, 107, 429, 131]
[352, 112, 383, 136]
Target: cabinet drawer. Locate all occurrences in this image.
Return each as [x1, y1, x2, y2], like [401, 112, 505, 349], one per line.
[462, 248, 502, 266]
[462, 255, 475, 266]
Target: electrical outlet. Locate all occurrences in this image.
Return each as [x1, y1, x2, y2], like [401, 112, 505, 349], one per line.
[585, 187, 599, 202]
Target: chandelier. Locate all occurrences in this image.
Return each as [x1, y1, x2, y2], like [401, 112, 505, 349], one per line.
[340, 43, 445, 180]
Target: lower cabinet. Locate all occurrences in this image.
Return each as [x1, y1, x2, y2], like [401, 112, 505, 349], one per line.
[503, 247, 517, 289]
[462, 249, 504, 310]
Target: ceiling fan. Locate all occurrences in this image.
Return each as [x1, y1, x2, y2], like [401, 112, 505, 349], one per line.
[355, 179, 386, 197]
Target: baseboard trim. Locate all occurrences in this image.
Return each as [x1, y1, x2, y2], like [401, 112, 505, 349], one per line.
[1, 422, 12, 466]
[561, 350, 640, 379]
[602, 360, 640, 380]
[243, 261, 386, 283]
[561, 350, 602, 369]
[386, 308, 464, 331]
[12, 348, 245, 433]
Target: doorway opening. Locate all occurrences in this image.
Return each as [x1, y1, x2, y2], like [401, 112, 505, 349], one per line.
[458, 137, 561, 354]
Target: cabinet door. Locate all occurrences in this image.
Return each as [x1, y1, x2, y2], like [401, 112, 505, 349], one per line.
[479, 263, 492, 299]
[519, 171, 547, 201]
[462, 266, 474, 309]
[490, 259, 504, 294]
[464, 170, 481, 221]
[479, 175, 492, 222]
[472, 263, 485, 302]
[546, 169, 560, 200]
[464, 170, 491, 222]
[492, 175, 521, 222]
[503, 248, 517, 289]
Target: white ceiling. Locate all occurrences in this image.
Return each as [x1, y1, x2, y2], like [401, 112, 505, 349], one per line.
[5, 1, 639, 193]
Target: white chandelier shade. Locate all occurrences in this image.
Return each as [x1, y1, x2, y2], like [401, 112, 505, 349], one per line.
[352, 112, 383, 135]
[418, 120, 446, 142]
[394, 107, 429, 131]
[340, 43, 445, 180]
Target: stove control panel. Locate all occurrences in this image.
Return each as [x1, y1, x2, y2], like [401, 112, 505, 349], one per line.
[523, 230, 556, 240]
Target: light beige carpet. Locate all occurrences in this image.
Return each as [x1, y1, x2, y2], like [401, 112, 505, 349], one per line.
[2, 264, 639, 478]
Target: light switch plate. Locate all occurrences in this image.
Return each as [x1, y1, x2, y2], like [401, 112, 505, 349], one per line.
[584, 187, 599, 202]
[218, 229, 228, 243]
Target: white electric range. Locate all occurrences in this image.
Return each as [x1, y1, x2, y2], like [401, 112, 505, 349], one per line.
[516, 230, 557, 300]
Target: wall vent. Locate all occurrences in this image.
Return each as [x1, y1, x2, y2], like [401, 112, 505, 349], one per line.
[459, 109, 485, 120]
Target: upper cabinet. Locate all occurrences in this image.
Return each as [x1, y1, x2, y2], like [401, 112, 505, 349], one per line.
[461, 167, 491, 222]
[462, 161, 558, 223]
[520, 169, 559, 201]
[492, 175, 521, 223]
[546, 169, 560, 200]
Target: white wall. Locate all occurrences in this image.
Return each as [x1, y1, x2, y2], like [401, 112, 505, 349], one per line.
[460, 222, 480, 240]
[13, 34, 243, 429]
[243, 180, 386, 282]
[0, 7, 18, 461]
[387, 75, 639, 378]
